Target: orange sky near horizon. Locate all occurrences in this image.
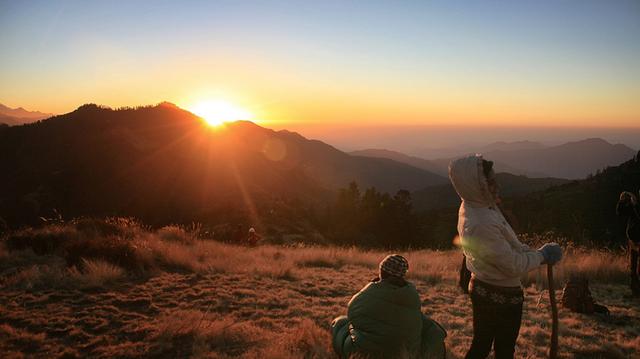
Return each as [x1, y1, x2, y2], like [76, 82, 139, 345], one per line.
[1, 1, 639, 129]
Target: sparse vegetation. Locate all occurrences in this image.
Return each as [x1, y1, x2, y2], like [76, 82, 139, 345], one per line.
[0, 219, 638, 358]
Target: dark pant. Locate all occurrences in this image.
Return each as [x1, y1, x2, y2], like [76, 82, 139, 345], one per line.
[630, 246, 640, 296]
[465, 292, 523, 359]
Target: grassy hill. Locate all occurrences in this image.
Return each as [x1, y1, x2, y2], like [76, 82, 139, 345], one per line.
[0, 220, 637, 358]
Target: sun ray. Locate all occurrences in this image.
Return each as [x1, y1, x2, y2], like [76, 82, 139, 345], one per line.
[188, 100, 253, 126]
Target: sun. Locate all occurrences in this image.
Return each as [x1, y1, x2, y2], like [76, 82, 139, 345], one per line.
[188, 100, 253, 126]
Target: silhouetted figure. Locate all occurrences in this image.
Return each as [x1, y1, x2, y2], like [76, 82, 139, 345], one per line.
[616, 191, 640, 296]
[247, 227, 261, 246]
[331, 254, 447, 359]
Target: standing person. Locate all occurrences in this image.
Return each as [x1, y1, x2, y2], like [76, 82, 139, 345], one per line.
[448, 155, 562, 359]
[247, 227, 261, 246]
[616, 191, 640, 296]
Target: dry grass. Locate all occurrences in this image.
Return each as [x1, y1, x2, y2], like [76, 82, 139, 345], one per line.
[72, 258, 126, 288]
[156, 225, 196, 244]
[0, 224, 638, 358]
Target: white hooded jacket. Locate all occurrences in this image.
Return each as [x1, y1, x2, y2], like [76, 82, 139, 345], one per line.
[449, 155, 544, 287]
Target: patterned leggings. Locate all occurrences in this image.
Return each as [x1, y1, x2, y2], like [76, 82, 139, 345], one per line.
[465, 279, 523, 359]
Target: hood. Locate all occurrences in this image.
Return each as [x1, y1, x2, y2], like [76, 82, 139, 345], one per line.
[448, 154, 494, 208]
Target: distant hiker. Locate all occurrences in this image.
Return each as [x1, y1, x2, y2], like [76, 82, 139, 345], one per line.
[616, 191, 640, 296]
[331, 254, 447, 359]
[247, 227, 261, 246]
[449, 155, 562, 359]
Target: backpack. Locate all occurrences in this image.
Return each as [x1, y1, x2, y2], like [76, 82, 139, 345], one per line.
[561, 276, 609, 315]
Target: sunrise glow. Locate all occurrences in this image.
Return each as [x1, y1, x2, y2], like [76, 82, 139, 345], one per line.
[188, 100, 253, 127]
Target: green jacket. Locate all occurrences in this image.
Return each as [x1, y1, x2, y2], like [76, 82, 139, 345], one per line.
[347, 278, 423, 356]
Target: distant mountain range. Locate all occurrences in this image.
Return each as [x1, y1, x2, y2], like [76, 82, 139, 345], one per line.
[505, 154, 640, 244]
[349, 148, 572, 210]
[350, 149, 444, 176]
[0, 103, 53, 126]
[0, 103, 446, 226]
[353, 139, 637, 180]
[411, 173, 570, 211]
[414, 154, 640, 247]
[408, 140, 547, 160]
[477, 138, 636, 179]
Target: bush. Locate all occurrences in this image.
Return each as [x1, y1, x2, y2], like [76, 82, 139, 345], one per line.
[72, 217, 142, 240]
[63, 234, 140, 271]
[4, 225, 78, 255]
[156, 225, 195, 244]
[71, 258, 125, 288]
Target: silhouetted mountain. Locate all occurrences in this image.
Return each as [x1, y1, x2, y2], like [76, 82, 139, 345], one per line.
[352, 148, 546, 177]
[0, 103, 445, 227]
[433, 138, 636, 179]
[505, 153, 640, 244]
[410, 141, 545, 161]
[428, 157, 547, 177]
[479, 140, 545, 152]
[349, 149, 446, 178]
[412, 173, 570, 211]
[0, 103, 53, 125]
[484, 138, 635, 179]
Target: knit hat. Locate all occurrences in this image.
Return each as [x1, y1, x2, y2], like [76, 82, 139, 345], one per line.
[379, 254, 409, 278]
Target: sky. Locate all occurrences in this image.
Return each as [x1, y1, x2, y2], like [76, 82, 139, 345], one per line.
[1, 0, 639, 129]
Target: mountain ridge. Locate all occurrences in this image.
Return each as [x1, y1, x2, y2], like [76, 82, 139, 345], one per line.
[0, 102, 446, 227]
[0, 103, 54, 126]
[423, 138, 635, 179]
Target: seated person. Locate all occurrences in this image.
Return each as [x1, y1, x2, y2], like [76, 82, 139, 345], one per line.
[331, 254, 446, 358]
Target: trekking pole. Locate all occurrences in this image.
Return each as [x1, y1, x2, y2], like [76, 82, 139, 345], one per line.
[547, 263, 558, 359]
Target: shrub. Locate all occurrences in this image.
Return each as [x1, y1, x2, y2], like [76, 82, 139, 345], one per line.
[72, 258, 125, 287]
[156, 225, 195, 244]
[147, 240, 202, 272]
[72, 217, 142, 240]
[63, 234, 140, 271]
[4, 225, 78, 255]
[2, 260, 70, 289]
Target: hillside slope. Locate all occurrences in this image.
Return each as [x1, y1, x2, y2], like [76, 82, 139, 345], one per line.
[505, 153, 640, 244]
[0, 223, 635, 358]
[0, 103, 445, 227]
[350, 149, 445, 176]
[412, 173, 570, 211]
[486, 138, 636, 179]
[436, 138, 636, 179]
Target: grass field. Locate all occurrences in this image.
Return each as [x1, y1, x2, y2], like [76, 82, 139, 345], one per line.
[0, 221, 638, 358]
